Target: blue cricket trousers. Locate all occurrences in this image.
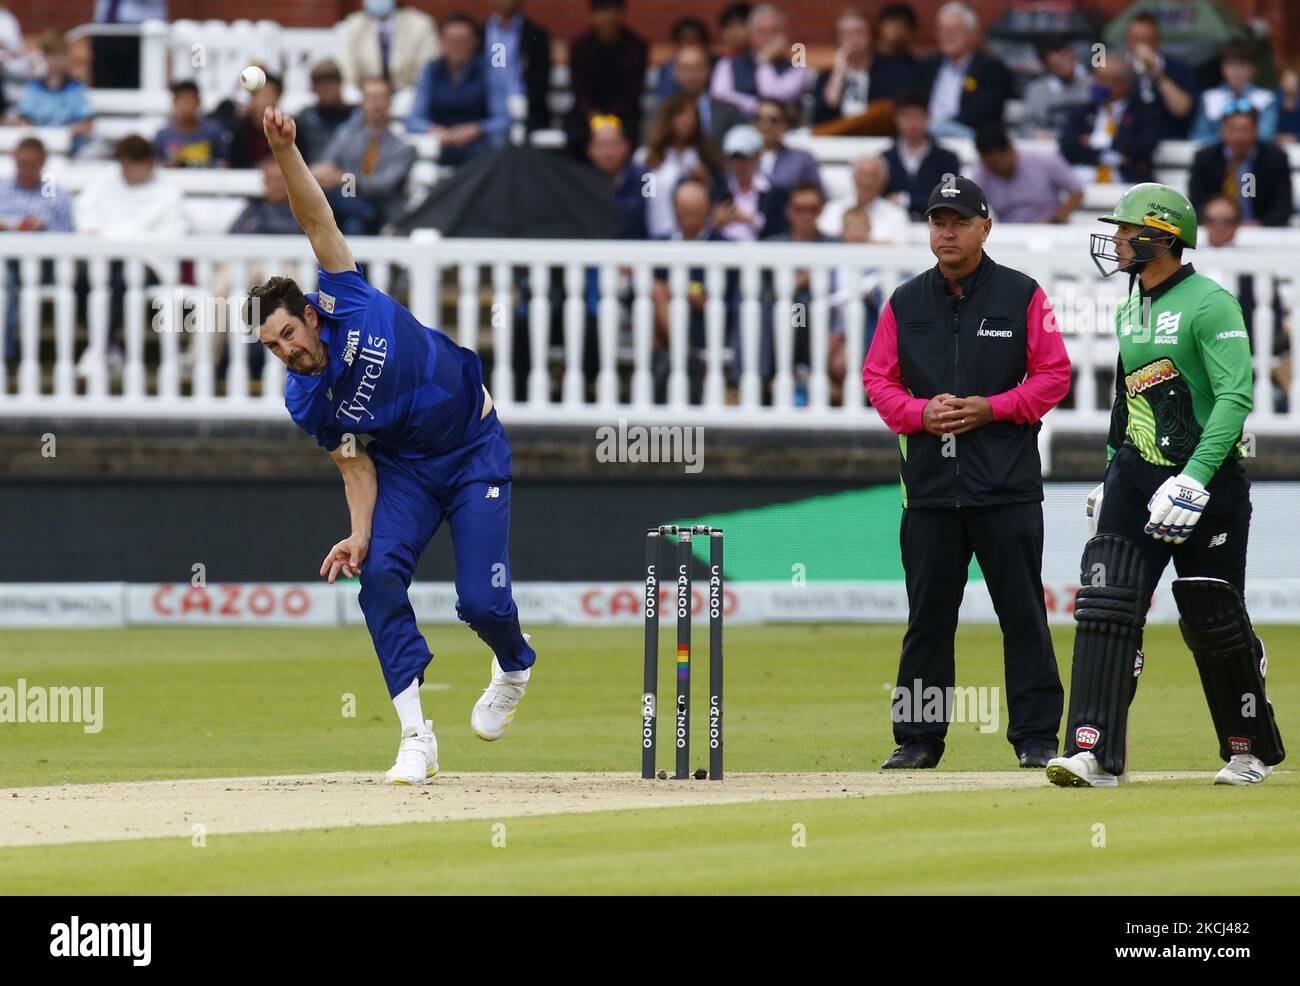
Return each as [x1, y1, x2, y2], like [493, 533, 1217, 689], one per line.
[359, 410, 536, 697]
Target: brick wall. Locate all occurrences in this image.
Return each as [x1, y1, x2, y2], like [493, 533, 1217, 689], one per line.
[8, 1, 1294, 59]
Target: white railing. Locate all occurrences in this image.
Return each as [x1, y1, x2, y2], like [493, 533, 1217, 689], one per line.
[0, 233, 1296, 437]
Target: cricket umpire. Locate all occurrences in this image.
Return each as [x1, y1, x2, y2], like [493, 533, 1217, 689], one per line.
[863, 176, 1071, 769]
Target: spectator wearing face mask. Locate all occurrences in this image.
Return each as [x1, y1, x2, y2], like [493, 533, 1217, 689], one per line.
[337, 0, 440, 92]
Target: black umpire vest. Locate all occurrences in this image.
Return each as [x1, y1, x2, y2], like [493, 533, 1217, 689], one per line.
[892, 254, 1045, 508]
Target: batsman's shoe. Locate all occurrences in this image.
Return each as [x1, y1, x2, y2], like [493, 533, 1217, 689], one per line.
[471, 658, 531, 741]
[1046, 751, 1121, 788]
[1214, 754, 1274, 786]
[384, 719, 438, 785]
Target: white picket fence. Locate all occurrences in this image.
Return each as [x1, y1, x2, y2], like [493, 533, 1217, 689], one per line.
[0, 232, 1296, 437]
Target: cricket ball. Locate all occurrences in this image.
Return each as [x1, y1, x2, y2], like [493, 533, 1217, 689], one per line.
[241, 65, 267, 93]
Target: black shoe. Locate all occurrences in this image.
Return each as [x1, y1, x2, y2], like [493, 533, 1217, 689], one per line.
[881, 739, 944, 769]
[1017, 743, 1057, 769]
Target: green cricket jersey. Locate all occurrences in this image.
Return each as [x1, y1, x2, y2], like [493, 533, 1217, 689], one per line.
[1106, 264, 1252, 486]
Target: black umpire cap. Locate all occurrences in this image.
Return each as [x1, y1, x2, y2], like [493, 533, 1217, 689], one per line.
[924, 176, 990, 219]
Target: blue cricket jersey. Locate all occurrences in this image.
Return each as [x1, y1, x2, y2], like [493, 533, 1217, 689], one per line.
[284, 268, 486, 457]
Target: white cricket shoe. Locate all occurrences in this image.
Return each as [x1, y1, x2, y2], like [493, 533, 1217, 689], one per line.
[1046, 751, 1122, 788]
[471, 657, 530, 741]
[1214, 754, 1273, 786]
[384, 719, 438, 785]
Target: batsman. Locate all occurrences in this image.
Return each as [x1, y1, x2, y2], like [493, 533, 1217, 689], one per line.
[1047, 183, 1285, 788]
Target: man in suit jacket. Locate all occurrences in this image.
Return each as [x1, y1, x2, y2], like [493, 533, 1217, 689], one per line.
[337, 0, 440, 92]
[883, 88, 962, 220]
[485, 0, 552, 134]
[1188, 104, 1294, 227]
[672, 43, 744, 149]
[918, 2, 1013, 137]
[313, 78, 418, 234]
[811, 6, 922, 135]
[1059, 60, 1163, 184]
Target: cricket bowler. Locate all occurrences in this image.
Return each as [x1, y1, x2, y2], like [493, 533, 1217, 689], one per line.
[1047, 183, 1285, 788]
[244, 106, 536, 785]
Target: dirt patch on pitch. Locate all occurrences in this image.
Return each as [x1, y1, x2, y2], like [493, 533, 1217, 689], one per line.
[0, 770, 1206, 848]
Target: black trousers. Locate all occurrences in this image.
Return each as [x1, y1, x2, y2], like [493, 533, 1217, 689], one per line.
[895, 501, 1064, 749]
[1097, 445, 1251, 605]
[1062, 446, 1255, 759]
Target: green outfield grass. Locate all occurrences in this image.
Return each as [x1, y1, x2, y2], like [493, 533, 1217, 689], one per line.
[1, 624, 1297, 893]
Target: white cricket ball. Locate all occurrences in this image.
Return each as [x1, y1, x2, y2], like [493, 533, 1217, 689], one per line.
[240, 65, 267, 93]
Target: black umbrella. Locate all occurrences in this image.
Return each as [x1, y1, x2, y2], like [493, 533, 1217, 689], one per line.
[396, 144, 622, 238]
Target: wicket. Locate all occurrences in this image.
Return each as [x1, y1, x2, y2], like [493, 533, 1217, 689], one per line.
[642, 525, 724, 780]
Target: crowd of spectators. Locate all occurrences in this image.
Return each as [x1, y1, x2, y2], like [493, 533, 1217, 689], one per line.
[0, 0, 1298, 405]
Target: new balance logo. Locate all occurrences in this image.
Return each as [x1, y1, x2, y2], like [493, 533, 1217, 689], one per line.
[485, 486, 500, 499]
[1208, 532, 1228, 547]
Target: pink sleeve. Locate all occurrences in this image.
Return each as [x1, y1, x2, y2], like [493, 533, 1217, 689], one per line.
[987, 286, 1072, 424]
[755, 63, 810, 106]
[863, 300, 928, 434]
[710, 58, 758, 115]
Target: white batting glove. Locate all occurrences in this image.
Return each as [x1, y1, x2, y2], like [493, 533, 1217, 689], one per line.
[1085, 482, 1105, 538]
[1145, 472, 1210, 544]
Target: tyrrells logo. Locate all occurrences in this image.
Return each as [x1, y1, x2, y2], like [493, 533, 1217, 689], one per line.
[335, 333, 389, 424]
[50, 916, 151, 966]
[1125, 357, 1180, 397]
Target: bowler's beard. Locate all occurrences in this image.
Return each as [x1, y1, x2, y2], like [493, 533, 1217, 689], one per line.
[291, 344, 329, 376]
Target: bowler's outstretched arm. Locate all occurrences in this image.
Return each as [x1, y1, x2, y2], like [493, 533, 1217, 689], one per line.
[263, 106, 356, 274]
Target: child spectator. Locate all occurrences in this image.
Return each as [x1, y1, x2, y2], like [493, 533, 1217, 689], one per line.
[154, 81, 229, 168]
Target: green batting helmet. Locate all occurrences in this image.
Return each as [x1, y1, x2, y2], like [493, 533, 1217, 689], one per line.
[1091, 183, 1197, 278]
